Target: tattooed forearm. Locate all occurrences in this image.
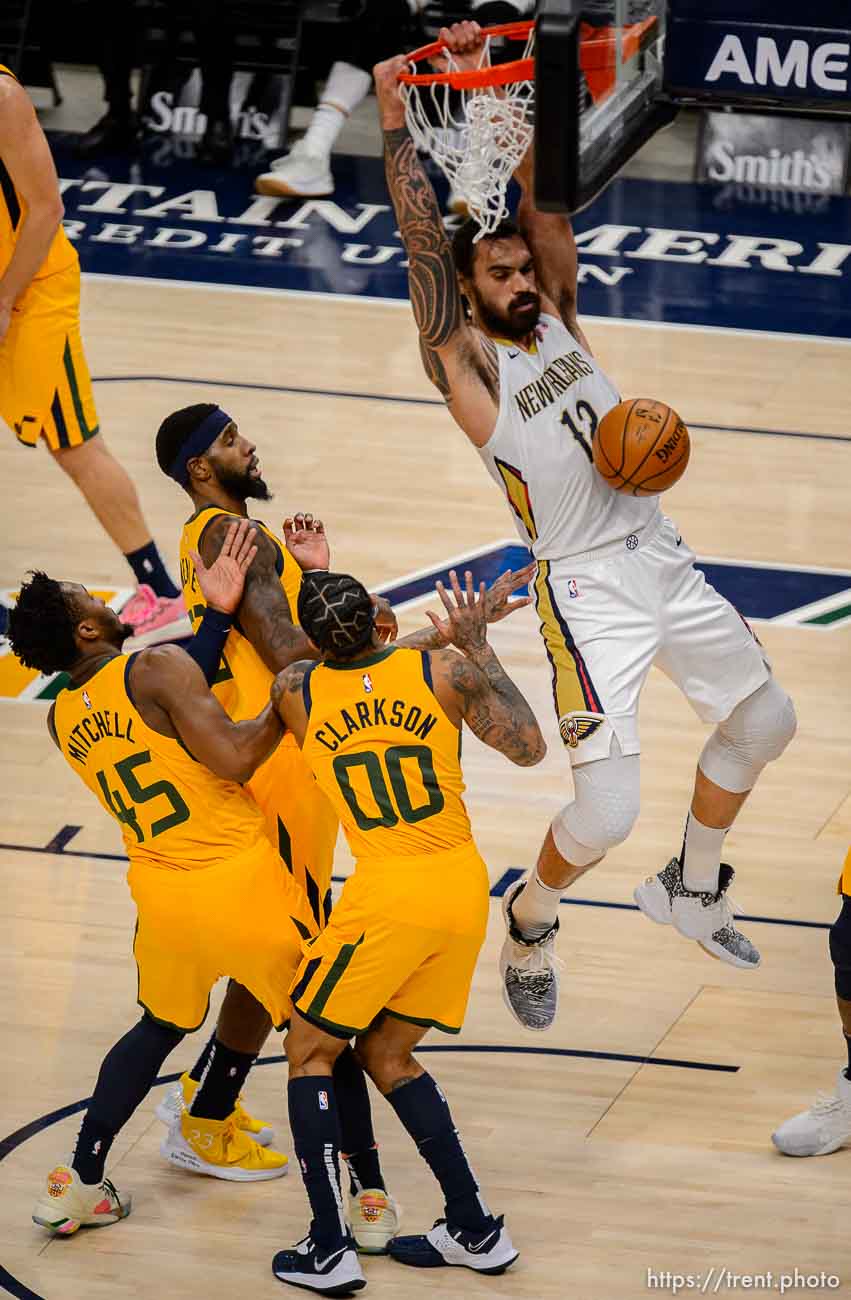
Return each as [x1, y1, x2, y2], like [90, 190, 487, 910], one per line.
[449, 650, 545, 767]
[396, 624, 447, 651]
[383, 127, 463, 352]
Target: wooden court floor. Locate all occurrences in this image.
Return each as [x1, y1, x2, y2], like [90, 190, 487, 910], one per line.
[1, 277, 850, 1300]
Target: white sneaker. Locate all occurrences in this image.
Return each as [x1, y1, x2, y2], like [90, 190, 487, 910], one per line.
[33, 1163, 131, 1235]
[388, 1214, 518, 1275]
[349, 1187, 400, 1254]
[498, 876, 562, 1031]
[272, 1234, 366, 1294]
[772, 1069, 851, 1156]
[635, 859, 760, 969]
[255, 141, 334, 198]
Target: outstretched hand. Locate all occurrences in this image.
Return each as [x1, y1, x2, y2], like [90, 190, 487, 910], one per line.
[283, 512, 330, 573]
[426, 569, 489, 655]
[373, 54, 409, 131]
[431, 21, 487, 73]
[371, 594, 398, 644]
[190, 518, 258, 615]
[482, 561, 535, 624]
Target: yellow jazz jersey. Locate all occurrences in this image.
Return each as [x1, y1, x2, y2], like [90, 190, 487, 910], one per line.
[180, 505, 338, 921]
[52, 654, 267, 870]
[301, 645, 472, 861]
[0, 66, 77, 281]
[180, 506, 302, 720]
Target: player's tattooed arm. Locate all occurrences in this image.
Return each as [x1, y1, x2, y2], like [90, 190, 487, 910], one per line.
[270, 660, 312, 747]
[439, 648, 545, 767]
[427, 568, 544, 766]
[198, 514, 318, 673]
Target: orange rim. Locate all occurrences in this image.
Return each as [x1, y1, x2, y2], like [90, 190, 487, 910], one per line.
[397, 20, 534, 88]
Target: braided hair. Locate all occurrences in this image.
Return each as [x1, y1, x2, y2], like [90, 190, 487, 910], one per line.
[298, 572, 375, 660]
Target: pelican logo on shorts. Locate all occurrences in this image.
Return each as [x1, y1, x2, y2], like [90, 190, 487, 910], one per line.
[82, 690, 92, 710]
[362, 673, 373, 694]
[559, 713, 605, 749]
[626, 534, 639, 550]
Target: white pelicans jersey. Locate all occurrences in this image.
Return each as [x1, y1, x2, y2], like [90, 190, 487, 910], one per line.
[477, 314, 659, 560]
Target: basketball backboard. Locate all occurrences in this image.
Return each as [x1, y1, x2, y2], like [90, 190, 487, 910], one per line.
[535, 0, 676, 214]
[534, 0, 851, 214]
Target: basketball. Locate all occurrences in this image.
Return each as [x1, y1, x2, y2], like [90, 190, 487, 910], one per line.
[593, 399, 690, 496]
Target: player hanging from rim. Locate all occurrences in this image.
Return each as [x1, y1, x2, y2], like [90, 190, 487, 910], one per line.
[0, 66, 187, 646]
[374, 22, 797, 1032]
[154, 402, 534, 1249]
[270, 569, 544, 1293]
[10, 522, 315, 1233]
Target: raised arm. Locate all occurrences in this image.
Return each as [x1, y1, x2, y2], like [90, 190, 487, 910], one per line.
[131, 645, 283, 784]
[0, 75, 66, 340]
[197, 513, 316, 673]
[429, 571, 545, 767]
[373, 55, 500, 445]
[513, 146, 593, 354]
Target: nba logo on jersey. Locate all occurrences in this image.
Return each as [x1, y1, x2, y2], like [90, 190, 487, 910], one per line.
[567, 578, 580, 599]
[82, 690, 92, 710]
[318, 1090, 329, 1111]
[362, 673, 373, 693]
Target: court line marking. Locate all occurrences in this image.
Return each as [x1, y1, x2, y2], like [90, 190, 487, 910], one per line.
[83, 272, 851, 348]
[0, 831, 833, 932]
[89, 373, 851, 445]
[0, 1046, 737, 1300]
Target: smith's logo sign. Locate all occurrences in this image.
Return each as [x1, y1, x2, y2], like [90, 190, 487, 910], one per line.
[705, 35, 850, 93]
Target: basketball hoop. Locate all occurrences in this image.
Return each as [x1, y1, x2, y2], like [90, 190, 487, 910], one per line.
[397, 22, 535, 238]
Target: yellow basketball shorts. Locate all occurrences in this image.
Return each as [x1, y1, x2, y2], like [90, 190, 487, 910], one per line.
[128, 837, 315, 1033]
[248, 737, 339, 929]
[290, 840, 490, 1039]
[839, 846, 851, 895]
[0, 261, 99, 452]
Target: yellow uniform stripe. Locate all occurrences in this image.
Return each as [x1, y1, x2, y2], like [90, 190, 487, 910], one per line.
[534, 560, 602, 719]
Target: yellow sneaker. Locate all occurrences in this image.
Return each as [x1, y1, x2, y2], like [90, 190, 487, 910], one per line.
[155, 1071, 276, 1146]
[350, 1188, 400, 1254]
[160, 1111, 289, 1182]
[33, 1164, 131, 1235]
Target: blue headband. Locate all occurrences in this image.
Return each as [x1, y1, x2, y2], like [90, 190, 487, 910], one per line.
[168, 407, 233, 486]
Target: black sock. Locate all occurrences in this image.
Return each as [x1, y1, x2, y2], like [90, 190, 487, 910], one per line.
[334, 1046, 385, 1195]
[124, 541, 179, 599]
[190, 1038, 254, 1121]
[189, 1031, 216, 1083]
[288, 1076, 348, 1250]
[844, 1034, 851, 1080]
[73, 1015, 183, 1184]
[385, 1071, 491, 1232]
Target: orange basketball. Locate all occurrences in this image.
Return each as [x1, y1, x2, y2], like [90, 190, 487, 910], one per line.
[593, 398, 690, 496]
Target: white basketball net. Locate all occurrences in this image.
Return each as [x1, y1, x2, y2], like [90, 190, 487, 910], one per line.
[400, 29, 535, 238]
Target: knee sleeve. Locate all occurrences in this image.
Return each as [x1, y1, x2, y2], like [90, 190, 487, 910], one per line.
[830, 899, 851, 1001]
[551, 739, 640, 865]
[699, 677, 797, 794]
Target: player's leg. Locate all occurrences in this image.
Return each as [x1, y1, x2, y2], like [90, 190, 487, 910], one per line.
[272, 1011, 366, 1294]
[635, 524, 796, 966]
[33, 1013, 182, 1235]
[501, 554, 650, 1030]
[254, 0, 415, 200]
[158, 980, 278, 1145]
[773, 873, 851, 1156]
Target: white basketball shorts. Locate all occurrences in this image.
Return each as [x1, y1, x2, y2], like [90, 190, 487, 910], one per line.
[532, 513, 771, 765]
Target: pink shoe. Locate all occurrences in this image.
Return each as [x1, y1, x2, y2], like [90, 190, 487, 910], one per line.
[121, 585, 192, 650]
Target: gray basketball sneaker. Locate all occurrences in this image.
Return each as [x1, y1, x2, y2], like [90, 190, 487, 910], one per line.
[634, 859, 760, 969]
[498, 877, 563, 1031]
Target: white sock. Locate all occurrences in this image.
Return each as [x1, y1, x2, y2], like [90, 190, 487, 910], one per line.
[511, 869, 562, 939]
[302, 62, 372, 157]
[681, 813, 726, 893]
